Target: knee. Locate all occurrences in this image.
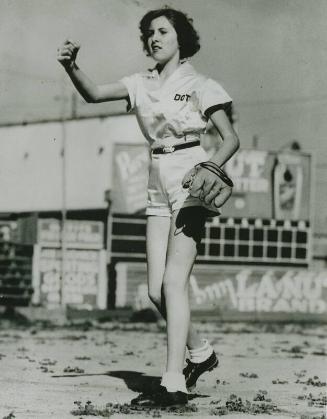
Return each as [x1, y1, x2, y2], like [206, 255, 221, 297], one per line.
[148, 289, 162, 307]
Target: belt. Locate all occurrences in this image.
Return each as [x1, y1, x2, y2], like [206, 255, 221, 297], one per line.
[152, 140, 200, 154]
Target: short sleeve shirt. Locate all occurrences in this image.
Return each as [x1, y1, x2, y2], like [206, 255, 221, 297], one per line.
[120, 62, 232, 149]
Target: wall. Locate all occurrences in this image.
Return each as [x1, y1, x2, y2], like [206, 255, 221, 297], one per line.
[1, 0, 326, 231]
[0, 115, 145, 212]
[1, 114, 325, 238]
[115, 262, 327, 321]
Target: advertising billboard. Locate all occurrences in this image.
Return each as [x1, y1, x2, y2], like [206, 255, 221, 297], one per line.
[111, 145, 312, 221]
[111, 144, 149, 214]
[32, 219, 107, 309]
[224, 149, 312, 220]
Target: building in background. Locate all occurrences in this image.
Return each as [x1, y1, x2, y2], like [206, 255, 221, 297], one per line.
[1, 0, 327, 313]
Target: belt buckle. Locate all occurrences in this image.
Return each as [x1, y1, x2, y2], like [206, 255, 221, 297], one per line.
[163, 145, 175, 153]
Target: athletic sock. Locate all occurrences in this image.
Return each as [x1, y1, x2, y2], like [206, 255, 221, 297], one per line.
[161, 371, 188, 394]
[188, 339, 214, 364]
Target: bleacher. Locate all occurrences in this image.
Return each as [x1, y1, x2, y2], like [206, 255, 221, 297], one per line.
[0, 223, 34, 307]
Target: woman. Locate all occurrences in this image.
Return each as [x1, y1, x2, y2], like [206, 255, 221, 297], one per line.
[57, 7, 239, 407]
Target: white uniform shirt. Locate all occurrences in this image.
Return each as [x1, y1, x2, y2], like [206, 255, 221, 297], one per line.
[120, 62, 232, 149]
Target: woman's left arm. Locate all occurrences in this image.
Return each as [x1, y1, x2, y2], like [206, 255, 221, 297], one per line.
[208, 108, 240, 166]
[182, 108, 239, 207]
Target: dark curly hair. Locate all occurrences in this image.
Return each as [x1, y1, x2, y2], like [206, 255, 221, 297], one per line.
[139, 7, 200, 60]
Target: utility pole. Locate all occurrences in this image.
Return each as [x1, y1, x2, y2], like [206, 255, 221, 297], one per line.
[59, 77, 68, 306]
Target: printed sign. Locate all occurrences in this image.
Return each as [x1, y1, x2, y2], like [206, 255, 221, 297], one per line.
[38, 219, 104, 249]
[34, 247, 107, 308]
[223, 149, 312, 220]
[272, 153, 304, 219]
[32, 219, 107, 308]
[114, 262, 327, 318]
[225, 149, 270, 193]
[189, 267, 327, 314]
[111, 144, 150, 214]
[111, 146, 312, 220]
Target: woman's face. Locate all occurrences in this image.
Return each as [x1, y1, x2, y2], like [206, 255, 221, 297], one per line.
[147, 16, 180, 64]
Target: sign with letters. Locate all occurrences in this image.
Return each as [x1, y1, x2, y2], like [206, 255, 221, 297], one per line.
[37, 219, 104, 249]
[223, 149, 312, 220]
[112, 144, 150, 214]
[111, 145, 312, 220]
[114, 262, 327, 320]
[35, 247, 107, 307]
[32, 219, 107, 309]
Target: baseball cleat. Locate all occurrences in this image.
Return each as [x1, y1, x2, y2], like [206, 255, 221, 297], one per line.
[130, 385, 188, 407]
[183, 350, 219, 390]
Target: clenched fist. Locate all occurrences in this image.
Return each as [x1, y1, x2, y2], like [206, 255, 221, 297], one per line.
[57, 39, 80, 70]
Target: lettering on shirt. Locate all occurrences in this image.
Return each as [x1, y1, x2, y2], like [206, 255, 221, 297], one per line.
[174, 93, 191, 102]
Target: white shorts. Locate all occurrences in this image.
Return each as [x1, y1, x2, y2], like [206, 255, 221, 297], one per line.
[146, 145, 220, 217]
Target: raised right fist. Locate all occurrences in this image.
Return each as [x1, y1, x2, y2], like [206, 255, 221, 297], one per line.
[57, 39, 80, 70]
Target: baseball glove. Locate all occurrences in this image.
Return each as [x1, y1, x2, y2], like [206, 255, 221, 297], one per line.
[182, 161, 233, 209]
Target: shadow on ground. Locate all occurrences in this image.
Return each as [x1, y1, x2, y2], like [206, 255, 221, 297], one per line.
[52, 369, 209, 400]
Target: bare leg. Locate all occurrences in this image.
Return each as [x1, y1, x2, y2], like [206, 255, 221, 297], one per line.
[146, 214, 204, 353]
[146, 216, 170, 310]
[163, 207, 206, 372]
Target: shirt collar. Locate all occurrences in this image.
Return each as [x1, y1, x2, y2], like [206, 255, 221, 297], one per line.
[149, 60, 197, 80]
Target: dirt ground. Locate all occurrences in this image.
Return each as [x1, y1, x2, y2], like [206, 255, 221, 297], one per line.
[0, 310, 326, 419]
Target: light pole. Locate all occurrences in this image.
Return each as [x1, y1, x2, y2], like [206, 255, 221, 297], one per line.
[59, 76, 68, 306]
